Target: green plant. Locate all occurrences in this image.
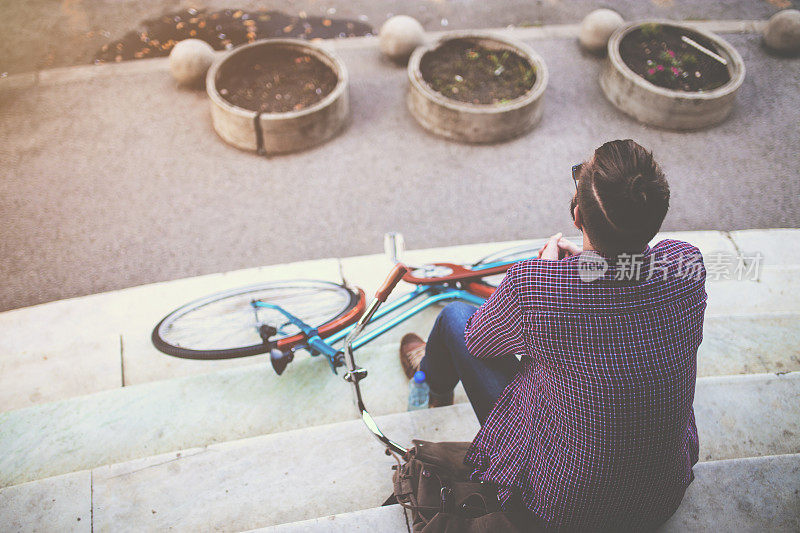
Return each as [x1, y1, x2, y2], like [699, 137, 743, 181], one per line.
[680, 53, 697, 68]
[639, 23, 662, 39]
[521, 65, 535, 85]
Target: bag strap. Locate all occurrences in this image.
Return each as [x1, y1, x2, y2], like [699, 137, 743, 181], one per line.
[387, 445, 436, 529]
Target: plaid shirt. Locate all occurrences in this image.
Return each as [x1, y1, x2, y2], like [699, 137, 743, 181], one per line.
[463, 239, 706, 531]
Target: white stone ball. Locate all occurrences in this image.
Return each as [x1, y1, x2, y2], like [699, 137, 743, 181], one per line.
[169, 39, 215, 86]
[763, 9, 800, 56]
[379, 15, 426, 63]
[579, 9, 625, 54]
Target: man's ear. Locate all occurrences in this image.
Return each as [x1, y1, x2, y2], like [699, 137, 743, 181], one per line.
[573, 204, 582, 231]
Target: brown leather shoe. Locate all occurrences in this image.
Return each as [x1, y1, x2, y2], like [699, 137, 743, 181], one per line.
[399, 333, 426, 380]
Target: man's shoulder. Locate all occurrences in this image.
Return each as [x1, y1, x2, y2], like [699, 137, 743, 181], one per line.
[649, 239, 707, 279]
[650, 238, 703, 260]
[502, 257, 582, 304]
[506, 256, 573, 283]
[506, 239, 707, 311]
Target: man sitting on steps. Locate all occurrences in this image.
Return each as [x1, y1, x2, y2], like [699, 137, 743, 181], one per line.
[400, 139, 707, 531]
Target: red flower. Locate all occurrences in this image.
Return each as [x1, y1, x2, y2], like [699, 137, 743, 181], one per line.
[656, 64, 665, 72]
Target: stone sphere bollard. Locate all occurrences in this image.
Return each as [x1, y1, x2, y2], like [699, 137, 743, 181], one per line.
[169, 39, 216, 86]
[579, 9, 625, 54]
[379, 15, 426, 63]
[763, 9, 800, 56]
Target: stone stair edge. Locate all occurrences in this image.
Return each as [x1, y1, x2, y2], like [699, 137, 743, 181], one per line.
[2, 400, 449, 492]
[0, 236, 530, 316]
[3, 351, 796, 421]
[2, 228, 797, 317]
[3, 370, 798, 490]
[0, 20, 767, 90]
[110, 369, 800, 460]
[2, 291, 797, 420]
[1, 228, 797, 415]
[2, 339, 797, 490]
[256, 452, 800, 533]
[705, 310, 800, 319]
[696, 369, 799, 384]
[7, 401, 799, 479]
[3, 396, 797, 532]
[5, 448, 797, 533]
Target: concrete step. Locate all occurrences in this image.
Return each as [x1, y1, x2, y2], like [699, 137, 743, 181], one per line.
[698, 313, 800, 376]
[1, 372, 797, 531]
[257, 453, 800, 533]
[1, 308, 798, 489]
[2, 229, 798, 413]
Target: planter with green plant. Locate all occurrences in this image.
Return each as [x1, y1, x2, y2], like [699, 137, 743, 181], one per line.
[407, 32, 548, 143]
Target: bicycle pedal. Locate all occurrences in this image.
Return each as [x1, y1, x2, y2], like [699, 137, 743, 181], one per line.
[259, 324, 278, 343]
[270, 348, 293, 375]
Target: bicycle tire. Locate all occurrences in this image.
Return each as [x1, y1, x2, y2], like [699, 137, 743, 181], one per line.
[152, 280, 365, 360]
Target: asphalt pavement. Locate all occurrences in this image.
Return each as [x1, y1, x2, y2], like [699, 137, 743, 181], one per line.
[0, 23, 799, 311]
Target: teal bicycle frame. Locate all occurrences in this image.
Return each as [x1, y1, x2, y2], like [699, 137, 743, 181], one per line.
[253, 256, 525, 456]
[252, 258, 513, 374]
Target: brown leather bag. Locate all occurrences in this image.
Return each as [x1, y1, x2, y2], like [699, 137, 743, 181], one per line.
[383, 439, 537, 532]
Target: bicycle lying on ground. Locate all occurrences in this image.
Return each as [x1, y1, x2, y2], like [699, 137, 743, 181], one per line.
[152, 234, 573, 454]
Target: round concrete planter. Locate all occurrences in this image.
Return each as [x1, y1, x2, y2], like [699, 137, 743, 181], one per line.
[407, 32, 548, 143]
[207, 39, 349, 155]
[600, 21, 745, 131]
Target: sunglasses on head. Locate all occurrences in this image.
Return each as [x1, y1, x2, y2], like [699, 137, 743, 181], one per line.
[571, 163, 583, 191]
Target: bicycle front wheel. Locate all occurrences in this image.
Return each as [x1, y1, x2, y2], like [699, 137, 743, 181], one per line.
[152, 280, 365, 360]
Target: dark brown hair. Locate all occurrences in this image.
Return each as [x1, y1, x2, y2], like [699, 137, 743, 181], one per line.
[576, 140, 670, 257]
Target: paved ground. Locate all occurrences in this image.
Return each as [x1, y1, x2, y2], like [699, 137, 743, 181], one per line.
[1, 0, 796, 75]
[1, 24, 798, 312]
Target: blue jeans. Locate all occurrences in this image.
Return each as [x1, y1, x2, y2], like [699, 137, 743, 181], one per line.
[419, 302, 522, 425]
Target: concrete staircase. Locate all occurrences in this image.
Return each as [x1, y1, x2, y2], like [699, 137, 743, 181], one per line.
[1, 230, 799, 531]
[258, 452, 800, 533]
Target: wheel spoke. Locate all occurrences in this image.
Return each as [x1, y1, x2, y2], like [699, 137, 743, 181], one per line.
[156, 281, 355, 352]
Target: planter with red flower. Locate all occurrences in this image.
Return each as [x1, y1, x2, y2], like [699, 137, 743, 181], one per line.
[600, 20, 745, 130]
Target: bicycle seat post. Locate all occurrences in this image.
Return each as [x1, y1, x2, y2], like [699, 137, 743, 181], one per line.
[384, 232, 405, 265]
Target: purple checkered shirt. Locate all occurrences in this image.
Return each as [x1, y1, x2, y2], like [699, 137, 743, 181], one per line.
[463, 239, 706, 531]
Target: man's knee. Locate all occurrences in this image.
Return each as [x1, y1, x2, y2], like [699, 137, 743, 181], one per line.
[437, 302, 477, 335]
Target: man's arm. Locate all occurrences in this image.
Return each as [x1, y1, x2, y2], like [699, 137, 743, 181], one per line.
[464, 263, 526, 359]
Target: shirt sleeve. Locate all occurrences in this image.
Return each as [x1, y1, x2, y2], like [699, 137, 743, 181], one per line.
[464, 263, 526, 359]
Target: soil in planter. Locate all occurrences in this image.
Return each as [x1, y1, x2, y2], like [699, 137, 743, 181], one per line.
[419, 39, 536, 105]
[216, 48, 338, 113]
[619, 24, 731, 92]
[94, 8, 371, 64]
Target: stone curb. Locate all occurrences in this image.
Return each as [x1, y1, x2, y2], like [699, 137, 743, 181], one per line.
[0, 20, 766, 90]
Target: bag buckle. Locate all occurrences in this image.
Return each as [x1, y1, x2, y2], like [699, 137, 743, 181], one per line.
[440, 486, 452, 513]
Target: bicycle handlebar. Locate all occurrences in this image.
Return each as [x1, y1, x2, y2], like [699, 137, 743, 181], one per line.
[375, 263, 409, 302]
[342, 264, 412, 457]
